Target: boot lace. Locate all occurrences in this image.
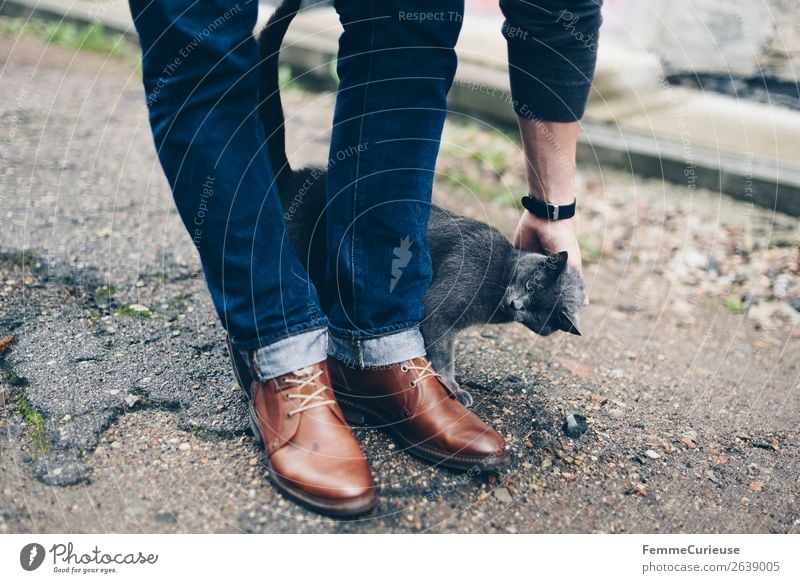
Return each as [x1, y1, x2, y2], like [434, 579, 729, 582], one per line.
[400, 360, 441, 388]
[284, 370, 335, 417]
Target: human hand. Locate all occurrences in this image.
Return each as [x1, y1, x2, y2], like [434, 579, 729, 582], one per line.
[513, 210, 583, 274]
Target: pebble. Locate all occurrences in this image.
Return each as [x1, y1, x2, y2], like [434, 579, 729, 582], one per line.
[178, 443, 191, 451]
[563, 414, 588, 438]
[493, 487, 512, 503]
[644, 449, 661, 460]
[682, 437, 698, 449]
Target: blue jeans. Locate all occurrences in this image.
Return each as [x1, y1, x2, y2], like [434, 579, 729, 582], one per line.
[130, 0, 463, 378]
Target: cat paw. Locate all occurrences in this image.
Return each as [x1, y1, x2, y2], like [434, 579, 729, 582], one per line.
[453, 387, 474, 408]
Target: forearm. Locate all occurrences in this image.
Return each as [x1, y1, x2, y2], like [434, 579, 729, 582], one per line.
[518, 118, 578, 205]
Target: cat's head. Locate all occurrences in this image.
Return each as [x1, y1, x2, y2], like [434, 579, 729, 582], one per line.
[503, 250, 585, 337]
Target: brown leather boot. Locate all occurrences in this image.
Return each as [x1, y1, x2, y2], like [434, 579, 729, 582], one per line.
[231, 346, 377, 517]
[329, 356, 510, 471]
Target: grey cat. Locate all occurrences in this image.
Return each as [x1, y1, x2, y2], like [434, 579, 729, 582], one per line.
[259, 0, 585, 406]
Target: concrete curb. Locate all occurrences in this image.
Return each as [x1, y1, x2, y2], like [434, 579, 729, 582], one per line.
[3, 0, 799, 216]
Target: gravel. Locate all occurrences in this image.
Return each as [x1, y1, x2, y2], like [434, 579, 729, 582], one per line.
[0, 33, 798, 534]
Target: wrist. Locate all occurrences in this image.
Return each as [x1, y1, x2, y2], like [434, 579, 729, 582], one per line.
[526, 189, 576, 206]
[521, 194, 576, 221]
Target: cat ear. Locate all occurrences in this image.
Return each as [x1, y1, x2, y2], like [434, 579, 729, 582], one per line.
[535, 250, 568, 283]
[559, 310, 582, 336]
[553, 250, 568, 271]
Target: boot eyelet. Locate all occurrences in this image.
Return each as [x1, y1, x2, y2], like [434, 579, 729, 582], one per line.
[400, 364, 409, 373]
[409, 380, 416, 388]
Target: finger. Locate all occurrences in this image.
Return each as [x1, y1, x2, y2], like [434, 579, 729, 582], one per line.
[513, 224, 544, 253]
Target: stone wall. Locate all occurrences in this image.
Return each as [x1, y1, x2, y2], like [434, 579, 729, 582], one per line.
[623, 0, 799, 81]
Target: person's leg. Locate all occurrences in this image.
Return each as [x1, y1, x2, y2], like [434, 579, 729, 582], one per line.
[324, 0, 464, 367]
[323, 0, 509, 471]
[501, 0, 602, 274]
[129, 0, 375, 516]
[130, 0, 326, 377]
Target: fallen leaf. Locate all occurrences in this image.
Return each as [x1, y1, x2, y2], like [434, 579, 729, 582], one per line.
[0, 334, 14, 357]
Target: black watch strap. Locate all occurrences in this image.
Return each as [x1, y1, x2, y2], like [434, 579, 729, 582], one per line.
[521, 194, 576, 221]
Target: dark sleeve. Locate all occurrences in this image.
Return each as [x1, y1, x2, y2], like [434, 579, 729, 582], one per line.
[500, 0, 603, 122]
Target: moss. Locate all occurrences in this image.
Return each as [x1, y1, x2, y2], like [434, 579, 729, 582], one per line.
[17, 392, 49, 456]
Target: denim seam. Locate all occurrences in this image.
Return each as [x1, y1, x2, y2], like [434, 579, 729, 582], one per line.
[229, 317, 328, 351]
[349, 0, 377, 320]
[328, 321, 421, 340]
[327, 326, 426, 369]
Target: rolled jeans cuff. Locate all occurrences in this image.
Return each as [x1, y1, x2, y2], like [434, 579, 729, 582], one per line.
[248, 327, 328, 381]
[327, 326, 426, 369]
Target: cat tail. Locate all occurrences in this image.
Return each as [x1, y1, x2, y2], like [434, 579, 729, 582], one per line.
[258, 0, 302, 185]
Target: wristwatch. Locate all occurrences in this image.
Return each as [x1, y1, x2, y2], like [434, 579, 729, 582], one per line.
[521, 194, 576, 221]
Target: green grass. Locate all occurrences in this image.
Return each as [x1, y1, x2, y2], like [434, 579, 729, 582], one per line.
[0, 16, 134, 60]
[0, 249, 40, 271]
[723, 295, 746, 314]
[578, 236, 603, 263]
[278, 63, 328, 93]
[17, 392, 49, 456]
[115, 304, 153, 318]
[440, 167, 506, 202]
[94, 285, 116, 301]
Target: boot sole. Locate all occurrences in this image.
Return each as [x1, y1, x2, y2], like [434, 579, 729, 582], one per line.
[227, 337, 377, 518]
[335, 392, 511, 473]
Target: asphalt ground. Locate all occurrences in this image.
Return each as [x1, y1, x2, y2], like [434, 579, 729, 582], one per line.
[1, 33, 798, 533]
